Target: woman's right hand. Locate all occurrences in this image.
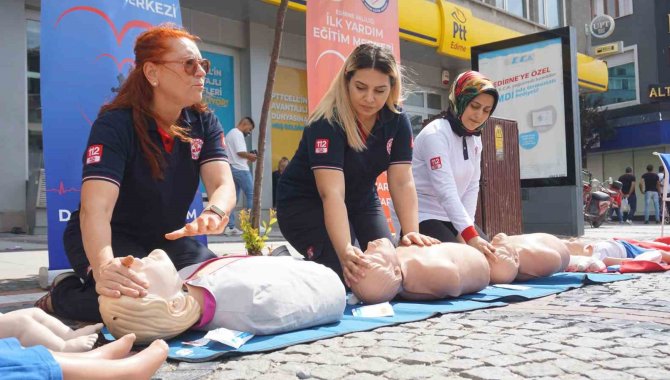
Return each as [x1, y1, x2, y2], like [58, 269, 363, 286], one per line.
[94, 258, 149, 298]
[467, 236, 498, 262]
[338, 244, 371, 287]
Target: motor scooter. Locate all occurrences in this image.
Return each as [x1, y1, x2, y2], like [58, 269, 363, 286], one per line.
[582, 170, 611, 228]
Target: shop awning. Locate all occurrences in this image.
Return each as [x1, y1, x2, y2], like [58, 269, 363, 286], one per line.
[265, 0, 609, 92]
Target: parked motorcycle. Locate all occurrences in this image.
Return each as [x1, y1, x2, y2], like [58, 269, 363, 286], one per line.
[582, 170, 611, 228]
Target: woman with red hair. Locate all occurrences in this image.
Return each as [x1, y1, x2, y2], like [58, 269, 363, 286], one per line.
[40, 24, 236, 322]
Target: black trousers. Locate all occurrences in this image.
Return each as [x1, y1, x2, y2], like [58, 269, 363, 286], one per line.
[51, 216, 217, 322]
[419, 219, 489, 243]
[276, 198, 391, 285]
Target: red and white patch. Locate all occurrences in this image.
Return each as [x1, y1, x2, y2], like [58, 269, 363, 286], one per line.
[306, 246, 314, 259]
[315, 138, 329, 154]
[410, 136, 414, 149]
[430, 156, 442, 170]
[386, 138, 394, 155]
[85, 145, 103, 165]
[191, 138, 203, 160]
[220, 134, 226, 149]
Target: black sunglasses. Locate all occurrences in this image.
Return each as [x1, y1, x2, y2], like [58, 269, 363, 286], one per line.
[158, 58, 210, 76]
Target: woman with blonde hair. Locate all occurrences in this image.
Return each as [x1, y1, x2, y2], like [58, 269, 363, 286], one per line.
[276, 43, 438, 287]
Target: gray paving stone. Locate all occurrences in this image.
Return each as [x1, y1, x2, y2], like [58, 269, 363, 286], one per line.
[309, 365, 353, 380]
[340, 336, 377, 348]
[528, 342, 571, 352]
[601, 346, 661, 358]
[510, 362, 565, 378]
[488, 320, 527, 328]
[614, 337, 661, 348]
[264, 352, 309, 363]
[376, 339, 415, 348]
[447, 338, 493, 349]
[627, 367, 670, 380]
[306, 352, 356, 365]
[412, 334, 447, 345]
[431, 321, 464, 330]
[341, 373, 385, 380]
[222, 358, 272, 373]
[451, 348, 499, 360]
[482, 354, 528, 366]
[521, 351, 561, 362]
[284, 344, 318, 355]
[209, 369, 263, 380]
[274, 362, 316, 378]
[596, 357, 650, 370]
[460, 319, 490, 328]
[349, 357, 395, 374]
[176, 362, 222, 371]
[361, 346, 411, 361]
[487, 342, 534, 355]
[403, 320, 435, 330]
[378, 332, 418, 341]
[436, 359, 483, 370]
[385, 365, 451, 380]
[419, 343, 460, 354]
[536, 332, 570, 342]
[254, 373, 300, 380]
[435, 329, 470, 338]
[564, 347, 616, 361]
[552, 358, 598, 373]
[462, 366, 520, 380]
[565, 337, 617, 349]
[497, 334, 542, 346]
[399, 351, 447, 365]
[583, 369, 636, 380]
[649, 356, 670, 368]
[520, 322, 558, 331]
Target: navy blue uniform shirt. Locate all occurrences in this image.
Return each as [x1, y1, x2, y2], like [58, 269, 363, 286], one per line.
[80, 108, 228, 240]
[277, 106, 413, 208]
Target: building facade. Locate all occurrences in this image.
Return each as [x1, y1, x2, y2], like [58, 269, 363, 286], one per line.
[1, 0, 604, 233]
[585, 0, 670, 185]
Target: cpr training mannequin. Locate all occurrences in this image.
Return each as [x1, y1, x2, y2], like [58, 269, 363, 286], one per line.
[0, 333, 167, 380]
[563, 238, 669, 272]
[351, 238, 491, 304]
[100, 250, 346, 344]
[0, 308, 102, 352]
[487, 233, 571, 283]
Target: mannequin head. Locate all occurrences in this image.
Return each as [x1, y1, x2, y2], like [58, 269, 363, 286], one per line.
[488, 233, 520, 284]
[99, 250, 201, 344]
[351, 238, 402, 304]
[562, 238, 593, 256]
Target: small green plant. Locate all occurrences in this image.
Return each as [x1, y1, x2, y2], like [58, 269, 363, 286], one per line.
[238, 208, 277, 256]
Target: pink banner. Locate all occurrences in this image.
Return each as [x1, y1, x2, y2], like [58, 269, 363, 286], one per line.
[306, 0, 400, 113]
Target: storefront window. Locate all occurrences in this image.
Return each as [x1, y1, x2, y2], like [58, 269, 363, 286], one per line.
[27, 19, 41, 125]
[480, 0, 564, 28]
[591, 0, 633, 18]
[404, 91, 444, 136]
[586, 61, 637, 108]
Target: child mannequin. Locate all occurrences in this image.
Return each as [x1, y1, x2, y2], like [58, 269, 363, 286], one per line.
[0, 308, 102, 352]
[0, 333, 168, 380]
[564, 238, 668, 270]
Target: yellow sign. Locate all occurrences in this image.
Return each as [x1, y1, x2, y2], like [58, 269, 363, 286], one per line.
[593, 43, 620, 56]
[649, 85, 670, 100]
[494, 125, 504, 161]
[271, 66, 308, 171]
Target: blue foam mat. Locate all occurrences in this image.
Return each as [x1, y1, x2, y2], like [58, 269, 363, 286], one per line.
[102, 272, 635, 362]
[104, 299, 505, 362]
[461, 272, 635, 302]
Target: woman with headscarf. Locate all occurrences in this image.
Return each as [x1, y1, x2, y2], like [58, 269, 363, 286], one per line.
[412, 71, 499, 259]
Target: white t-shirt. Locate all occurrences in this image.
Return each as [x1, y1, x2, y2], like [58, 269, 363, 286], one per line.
[412, 118, 482, 235]
[589, 240, 626, 260]
[225, 127, 250, 171]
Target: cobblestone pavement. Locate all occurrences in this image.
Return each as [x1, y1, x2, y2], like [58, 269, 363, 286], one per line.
[151, 271, 670, 380]
[2, 224, 670, 379]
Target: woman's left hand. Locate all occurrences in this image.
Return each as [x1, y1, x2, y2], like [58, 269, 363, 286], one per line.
[165, 212, 228, 240]
[400, 232, 440, 247]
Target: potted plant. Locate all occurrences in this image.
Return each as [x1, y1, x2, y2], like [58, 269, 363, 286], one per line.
[238, 208, 277, 256]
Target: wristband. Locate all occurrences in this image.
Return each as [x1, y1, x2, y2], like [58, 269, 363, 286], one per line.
[203, 204, 227, 220]
[461, 226, 479, 243]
